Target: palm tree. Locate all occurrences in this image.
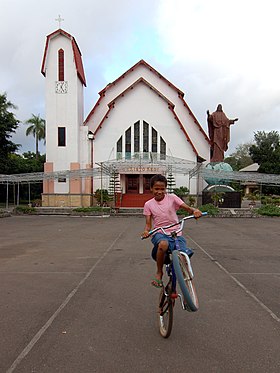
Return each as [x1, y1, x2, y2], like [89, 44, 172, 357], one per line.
[25, 114, 45, 159]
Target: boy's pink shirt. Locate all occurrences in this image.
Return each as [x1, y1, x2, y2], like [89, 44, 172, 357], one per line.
[143, 193, 184, 235]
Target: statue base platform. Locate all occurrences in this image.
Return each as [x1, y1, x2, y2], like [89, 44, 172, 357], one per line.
[202, 185, 241, 208]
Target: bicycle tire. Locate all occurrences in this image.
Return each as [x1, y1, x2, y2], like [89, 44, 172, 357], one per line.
[158, 284, 173, 338]
[172, 250, 199, 312]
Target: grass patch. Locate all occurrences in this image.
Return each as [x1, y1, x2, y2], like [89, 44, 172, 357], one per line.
[73, 207, 111, 213]
[256, 204, 280, 217]
[14, 206, 36, 214]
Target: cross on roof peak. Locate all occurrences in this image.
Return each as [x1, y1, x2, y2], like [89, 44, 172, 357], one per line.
[55, 15, 64, 28]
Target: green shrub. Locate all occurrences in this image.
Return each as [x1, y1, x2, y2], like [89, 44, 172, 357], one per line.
[32, 199, 42, 207]
[173, 186, 189, 199]
[94, 189, 110, 204]
[200, 203, 219, 216]
[14, 206, 36, 214]
[188, 195, 196, 207]
[73, 207, 110, 213]
[256, 204, 280, 217]
[261, 196, 280, 205]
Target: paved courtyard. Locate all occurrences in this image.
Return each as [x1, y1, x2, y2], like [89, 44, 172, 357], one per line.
[0, 215, 279, 372]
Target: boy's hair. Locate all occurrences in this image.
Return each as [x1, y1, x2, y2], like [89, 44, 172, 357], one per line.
[150, 174, 167, 187]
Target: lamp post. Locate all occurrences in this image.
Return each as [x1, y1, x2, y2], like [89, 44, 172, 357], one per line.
[87, 131, 94, 204]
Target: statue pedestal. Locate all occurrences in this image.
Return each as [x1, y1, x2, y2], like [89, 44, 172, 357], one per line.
[202, 185, 241, 208]
[203, 162, 241, 208]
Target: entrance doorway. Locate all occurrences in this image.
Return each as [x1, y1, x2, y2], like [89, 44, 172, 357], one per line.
[125, 174, 155, 194]
[125, 175, 139, 193]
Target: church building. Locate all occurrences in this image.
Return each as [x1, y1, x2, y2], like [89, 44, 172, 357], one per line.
[41, 28, 211, 207]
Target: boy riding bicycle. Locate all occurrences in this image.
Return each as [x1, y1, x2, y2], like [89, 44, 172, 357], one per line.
[142, 174, 202, 288]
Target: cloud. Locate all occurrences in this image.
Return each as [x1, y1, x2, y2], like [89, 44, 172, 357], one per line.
[155, 0, 280, 152]
[1, 0, 280, 157]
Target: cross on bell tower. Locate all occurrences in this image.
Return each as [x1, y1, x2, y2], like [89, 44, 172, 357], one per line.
[55, 15, 64, 29]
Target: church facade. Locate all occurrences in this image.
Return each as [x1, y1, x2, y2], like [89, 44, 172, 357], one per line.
[41, 28, 211, 207]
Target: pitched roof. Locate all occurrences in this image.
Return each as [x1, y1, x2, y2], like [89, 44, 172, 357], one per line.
[84, 59, 210, 144]
[96, 59, 208, 142]
[41, 28, 86, 86]
[91, 78, 199, 156]
[84, 59, 182, 124]
[108, 77, 174, 108]
[99, 59, 184, 96]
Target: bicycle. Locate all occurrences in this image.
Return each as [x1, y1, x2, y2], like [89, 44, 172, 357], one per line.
[143, 212, 207, 338]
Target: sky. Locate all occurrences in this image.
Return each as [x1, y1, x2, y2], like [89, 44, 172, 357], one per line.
[1, 0, 280, 157]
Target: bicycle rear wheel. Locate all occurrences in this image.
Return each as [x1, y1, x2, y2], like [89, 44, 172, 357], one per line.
[158, 283, 173, 338]
[172, 251, 199, 312]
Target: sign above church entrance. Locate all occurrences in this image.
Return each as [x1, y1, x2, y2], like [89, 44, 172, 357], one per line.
[121, 166, 163, 174]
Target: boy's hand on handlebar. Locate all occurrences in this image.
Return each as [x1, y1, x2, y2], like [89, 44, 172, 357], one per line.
[141, 230, 150, 239]
[193, 209, 202, 219]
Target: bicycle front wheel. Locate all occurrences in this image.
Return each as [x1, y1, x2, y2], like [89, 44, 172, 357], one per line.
[158, 284, 173, 338]
[172, 251, 199, 312]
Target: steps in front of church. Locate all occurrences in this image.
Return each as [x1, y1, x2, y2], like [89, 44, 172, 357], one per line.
[120, 193, 152, 208]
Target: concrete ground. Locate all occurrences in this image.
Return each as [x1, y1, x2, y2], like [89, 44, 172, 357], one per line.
[0, 215, 279, 373]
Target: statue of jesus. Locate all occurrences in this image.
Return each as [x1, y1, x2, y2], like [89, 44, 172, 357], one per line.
[207, 104, 238, 162]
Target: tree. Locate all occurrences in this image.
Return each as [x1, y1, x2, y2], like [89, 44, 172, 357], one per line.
[167, 171, 176, 193]
[8, 151, 45, 174]
[224, 142, 253, 171]
[94, 189, 110, 206]
[0, 152, 45, 205]
[25, 114, 45, 160]
[249, 131, 280, 174]
[0, 93, 20, 173]
[173, 186, 189, 200]
[108, 170, 121, 207]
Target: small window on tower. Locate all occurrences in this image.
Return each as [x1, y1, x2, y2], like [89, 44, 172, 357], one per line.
[58, 127, 66, 147]
[58, 49, 64, 81]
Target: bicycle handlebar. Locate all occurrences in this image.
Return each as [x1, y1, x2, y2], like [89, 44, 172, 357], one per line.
[142, 212, 207, 239]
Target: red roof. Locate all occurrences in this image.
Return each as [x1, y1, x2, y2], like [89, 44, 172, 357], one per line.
[41, 28, 86, 86]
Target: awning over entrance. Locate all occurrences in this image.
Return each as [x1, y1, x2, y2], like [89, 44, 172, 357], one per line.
[1, 152, 279, 186]
[96, 153, 197, 174]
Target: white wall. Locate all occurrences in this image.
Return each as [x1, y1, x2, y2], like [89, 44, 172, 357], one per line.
[91, 82, 203, 193]
[93, 83, 198, 163]
[86, 64, 210, 163]
[44, 33, 85, 193]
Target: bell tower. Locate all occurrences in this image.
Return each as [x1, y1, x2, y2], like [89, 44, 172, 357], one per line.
[41, 27, 89, 205]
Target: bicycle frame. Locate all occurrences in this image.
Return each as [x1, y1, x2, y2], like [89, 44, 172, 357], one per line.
[143, 212, 207, 337]
[163, 233, 193, 310]
[145, 212, 207, 310]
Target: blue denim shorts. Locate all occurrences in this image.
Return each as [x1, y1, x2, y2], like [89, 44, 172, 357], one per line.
[151, 233, 193, 263]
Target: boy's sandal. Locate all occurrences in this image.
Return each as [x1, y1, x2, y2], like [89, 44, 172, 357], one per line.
[151, 278, 163, 288]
